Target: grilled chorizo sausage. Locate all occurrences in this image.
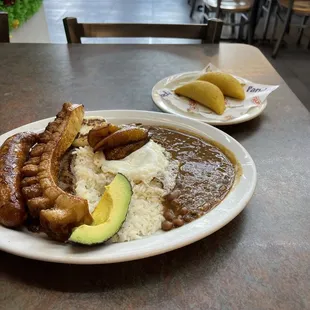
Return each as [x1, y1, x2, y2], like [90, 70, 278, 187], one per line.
[0, 132, 37, 227]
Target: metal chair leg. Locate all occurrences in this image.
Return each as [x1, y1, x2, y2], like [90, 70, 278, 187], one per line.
[286, 15, 292, 34]
[272, 7, 292, 58]
[262, 0, 273, 40]
[230, 13, 236, 36]
[297, 16, 309, 45]
[190, 0, 197, 18]
[271, 4, 279, 42]
[238, 15, 246, 41]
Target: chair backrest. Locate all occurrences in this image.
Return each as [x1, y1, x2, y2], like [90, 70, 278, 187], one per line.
[0, 12, 9, 43]
[278, 0, 310, 14]
[63, 17, 223, 44]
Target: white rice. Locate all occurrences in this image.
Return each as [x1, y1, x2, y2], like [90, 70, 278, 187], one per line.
[72, 146, 114, 212]
[72, 142, 178, 242]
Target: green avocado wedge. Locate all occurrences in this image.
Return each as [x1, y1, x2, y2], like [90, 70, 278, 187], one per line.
[69, 173, 132, 245]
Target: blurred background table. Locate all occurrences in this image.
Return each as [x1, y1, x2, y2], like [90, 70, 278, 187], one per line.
[0, 43, 309, 310]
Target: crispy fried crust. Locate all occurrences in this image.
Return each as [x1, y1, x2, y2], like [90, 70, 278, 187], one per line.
[21, 103, 93, 241]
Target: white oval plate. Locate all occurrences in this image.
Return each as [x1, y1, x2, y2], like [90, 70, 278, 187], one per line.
[152, 71, 267, 125]
[0, 110, 256, 264]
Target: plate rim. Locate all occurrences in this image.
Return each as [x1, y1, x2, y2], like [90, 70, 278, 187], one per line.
[151, 71, 267, 126]
[0, 110, 257, 264]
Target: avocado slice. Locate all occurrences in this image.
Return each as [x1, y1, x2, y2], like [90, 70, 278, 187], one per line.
[69, 173, 132, 245]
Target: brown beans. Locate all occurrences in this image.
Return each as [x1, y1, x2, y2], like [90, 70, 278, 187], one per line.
[165, 189, 181, 201]
[162, 220, 173, 231]
[197, 211, 204, 217]
[180, 207, 188, 215]
[163, 210, 174, 221]
[183, 215, 193, 223]
[173, 217, 184, 227]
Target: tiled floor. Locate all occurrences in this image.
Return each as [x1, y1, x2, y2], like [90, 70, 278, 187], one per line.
[11, 0, 310, 110]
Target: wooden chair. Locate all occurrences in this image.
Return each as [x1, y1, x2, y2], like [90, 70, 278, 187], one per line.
[256, 0, 277, 40]
[63, 18, 223, 44]
[0, 12, 9, 43]
[202, 0, 253, 41]
[272, 0, 310, 57]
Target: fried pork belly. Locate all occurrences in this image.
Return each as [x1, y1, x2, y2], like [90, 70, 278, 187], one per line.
[21, 103, 93, 241]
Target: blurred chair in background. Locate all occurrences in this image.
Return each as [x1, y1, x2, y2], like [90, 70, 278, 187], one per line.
[202, 0, 253, 41]
[272, 0, 310, 57]
[63, 18, 223, 44]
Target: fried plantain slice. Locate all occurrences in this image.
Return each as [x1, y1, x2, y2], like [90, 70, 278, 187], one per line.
[93, 126, 148, 152]
[88, 123, 120, 148]
[104, 137, 150, 160]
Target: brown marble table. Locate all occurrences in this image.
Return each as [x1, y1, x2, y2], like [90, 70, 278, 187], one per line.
[0, 43, 309, 310]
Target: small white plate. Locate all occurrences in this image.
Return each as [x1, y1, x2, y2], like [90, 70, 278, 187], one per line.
[0, 110, 256, 264]
[152, 71, 268, 125]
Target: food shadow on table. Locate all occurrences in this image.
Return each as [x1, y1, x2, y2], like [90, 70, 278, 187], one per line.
[0, 209, 248, 293]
